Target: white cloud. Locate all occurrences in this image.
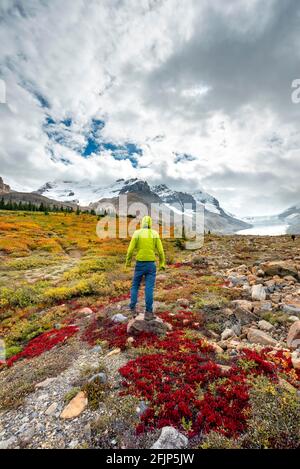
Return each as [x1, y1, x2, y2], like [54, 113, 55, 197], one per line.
[0, 0, 300, 216]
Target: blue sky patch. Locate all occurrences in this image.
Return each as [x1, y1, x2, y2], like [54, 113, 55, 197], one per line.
[44, 115, 142, 167]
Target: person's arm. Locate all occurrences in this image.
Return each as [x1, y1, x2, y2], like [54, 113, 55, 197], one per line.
[156, 237, 166, 270]
[125, 232, 138, 267]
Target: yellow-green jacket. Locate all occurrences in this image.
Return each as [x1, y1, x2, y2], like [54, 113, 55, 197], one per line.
[125, 216, 165, 269]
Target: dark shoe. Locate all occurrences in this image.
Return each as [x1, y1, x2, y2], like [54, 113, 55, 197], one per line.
[144, 312, 156, 321]
[130, 308, 138, 318]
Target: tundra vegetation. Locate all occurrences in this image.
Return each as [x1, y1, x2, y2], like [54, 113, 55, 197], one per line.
[0, 210, 299, 449]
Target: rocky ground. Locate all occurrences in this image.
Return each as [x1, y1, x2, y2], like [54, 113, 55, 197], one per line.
[1, 232, 300, 449]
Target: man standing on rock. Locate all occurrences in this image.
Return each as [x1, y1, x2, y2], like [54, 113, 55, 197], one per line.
[125, 215, 165, 320]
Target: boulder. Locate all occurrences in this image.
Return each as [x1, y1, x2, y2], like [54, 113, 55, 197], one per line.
[231, 300, 256, 323]
[224, 314, 242, 335]
[251, 284, 266, 301]
[258, 320, 274, 332]
[282, 303, 300, 316]
[127, 313, 172, 336]
[221, 328, 236, 341]
[111, 313, 128, 323]
[208, 341, 224, 354]
[260, 261, 298, 278]
[60, 391, 87, 419]
[151, 426, 188, 450]
[259, 301, 273, 312]
[287, 320, 300, 350]
[291, 350, 300, 370]
[247, 328, 277, 347]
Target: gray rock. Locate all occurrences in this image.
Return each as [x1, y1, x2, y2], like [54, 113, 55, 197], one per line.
[88, 372, 107, 384]
[111, 313, 128, 323]
[224, 314, 241, 336]
[261, 261, 298, 278]
[247, 328, 277, 346]
[127, 313, 172, 336]
[282, 304, 300, 316]
[228, 275, 248, 286]
[251, 284, 266, 301]
[0, 437, 18, 449]
[221, 328, 236, 341]
[45, 402, 58, 416]
[259, 301, 273, 312]
[258, 320, 274, 332]
[231, 300, 256, 324]
[151, 426, 188, 450]
[35, 377, 56, 389]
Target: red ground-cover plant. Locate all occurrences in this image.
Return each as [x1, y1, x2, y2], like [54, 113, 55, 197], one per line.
[119, 335, 287, 438]
[241, 348, 300, 385]
[5, 326, 78, 367]
[159, 309, 204, 330]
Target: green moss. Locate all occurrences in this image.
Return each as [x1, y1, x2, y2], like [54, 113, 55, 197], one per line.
[63, 387, 81, 403]
[82, 379, 109, 410]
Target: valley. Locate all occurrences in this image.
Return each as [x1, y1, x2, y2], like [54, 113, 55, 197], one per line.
[0, 210, 299, 449]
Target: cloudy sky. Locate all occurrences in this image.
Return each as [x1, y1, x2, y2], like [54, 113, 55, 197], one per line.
[0, 0, 300, 216]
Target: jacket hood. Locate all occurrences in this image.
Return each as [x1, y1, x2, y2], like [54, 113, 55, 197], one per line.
[141, 215, 152, 228]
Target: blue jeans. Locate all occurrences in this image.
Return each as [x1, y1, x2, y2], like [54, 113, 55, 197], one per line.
[130, 261, 156, 313]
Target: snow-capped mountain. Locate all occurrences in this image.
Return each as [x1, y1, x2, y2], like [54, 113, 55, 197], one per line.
[35, 179, 129, 206]
[278, 205, 300, 234]
[35, 178, 250, 233]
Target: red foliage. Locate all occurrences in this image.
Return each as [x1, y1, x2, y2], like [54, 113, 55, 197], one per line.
[6, 326, 78, 367]
[119, 334, 291, 438]
[159, 309, 204, 330]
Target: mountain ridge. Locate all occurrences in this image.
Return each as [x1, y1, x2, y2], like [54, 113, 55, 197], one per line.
[35, 177, 251, 234]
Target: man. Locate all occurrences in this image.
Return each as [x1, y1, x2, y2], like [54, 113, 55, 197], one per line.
[125, 215, 165, 320]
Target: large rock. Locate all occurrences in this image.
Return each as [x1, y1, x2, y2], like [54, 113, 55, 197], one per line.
[287, 320, 300, 350]
[251, 284, 266, 301]
[247, 328, 277, 347]
[258, 320, 274, 332]
[151, 426, 188, 450]
[221, 328, 236, 341]
[127, 313, 172, 336]
[282, 303, 300, 316]
[231, 300, 256, 323]
[60, 391, 87, 419]
[261, 261, 298, 279]
[291, 350, 300, 370]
